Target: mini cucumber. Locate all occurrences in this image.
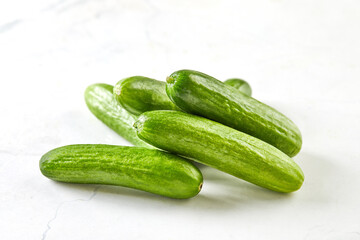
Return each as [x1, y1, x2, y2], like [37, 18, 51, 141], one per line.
[113, 76, 252, 116]
[113, 76, 181, 116]
[166, 70, 302, 157]
[134, 110, 304, 193]
[224, 78, 252, 96]
[40, 144, 203, 199]
[84, 83, 150, 147]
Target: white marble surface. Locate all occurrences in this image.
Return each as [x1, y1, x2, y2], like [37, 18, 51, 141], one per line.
[1, 0, 360, 239]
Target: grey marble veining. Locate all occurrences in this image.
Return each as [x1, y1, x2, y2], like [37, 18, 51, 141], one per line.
[1, 1, 360, 239]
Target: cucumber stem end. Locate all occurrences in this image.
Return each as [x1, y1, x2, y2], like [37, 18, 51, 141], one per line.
[166, 76, 175, 84]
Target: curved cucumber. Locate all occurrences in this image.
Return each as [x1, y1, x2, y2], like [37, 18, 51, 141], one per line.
[134, 111, 304, 193]
[84, 83, 150, 147]
[113, 76, 252, 116]
[113, 76, 181, 116]
[40, 144, 203, 199]
[166, 70, 302, 157]
[224, 78, 252, 96]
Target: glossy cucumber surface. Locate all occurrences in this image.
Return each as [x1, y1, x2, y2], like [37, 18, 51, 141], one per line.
[113, 76, 181, 116]
[134, 110, 304, 193]
[40, 144, 203, 199]
[113, 76, 252, 116]
[224, 78, 252, 96]
[166, 70, 302, 157]
[84, 83, 150, 147]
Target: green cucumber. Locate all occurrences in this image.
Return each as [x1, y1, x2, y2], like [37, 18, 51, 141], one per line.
[166, 70, 302, 157]
[224, 78, 252, 96]
[113, 76, 181, 116]
[113, 76, 252, 116]
[40, 144, 203, 199]
[84, 83, 150, 147]
[134, 110, 304, 193]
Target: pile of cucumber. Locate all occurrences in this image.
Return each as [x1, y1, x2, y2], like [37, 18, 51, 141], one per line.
[40, 70, 304, 199]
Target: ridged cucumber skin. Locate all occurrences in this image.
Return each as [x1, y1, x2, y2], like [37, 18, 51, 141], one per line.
[134, 111, 304, 193]
[224, 78, 252, 96]
[84, 83, 150, 148]
[113, 76, 252, 116]
[40, 144, 203, 199]
[113, 76, 182, 116]
[166, 70, 302, 157]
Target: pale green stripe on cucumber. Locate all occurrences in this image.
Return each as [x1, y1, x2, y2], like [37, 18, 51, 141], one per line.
[134, 110, 304, 193]
[113, 76, 252, 116]
[166, 70, 302, 157]
[84, 83, 151, 148]
[40, 144, 203, 199]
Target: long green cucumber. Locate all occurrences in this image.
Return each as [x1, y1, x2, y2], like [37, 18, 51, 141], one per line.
[113, 76, 181, 116]
[84, 83, 150, 147]
[113, 76, 252, 116]
[166, 70, 302, 157]
[40, 144, 203, 199]
[134, 110, 304, 193]
[224, 78, 252, 96]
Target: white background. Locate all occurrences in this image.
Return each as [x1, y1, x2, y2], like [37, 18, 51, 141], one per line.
[1, 0, 360, 239]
